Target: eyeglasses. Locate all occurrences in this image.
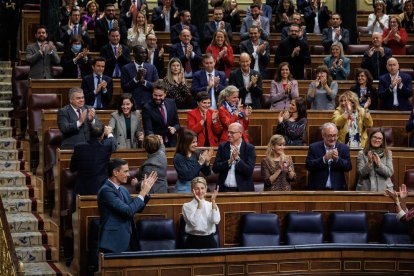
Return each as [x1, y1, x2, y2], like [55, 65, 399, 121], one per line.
[325, 134, 338, 138]
[228, 131, 241, 135]
[372, 136, 383, 141]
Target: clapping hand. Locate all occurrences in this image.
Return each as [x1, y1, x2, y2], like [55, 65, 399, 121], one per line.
[87, 108, 95, 121]
[332, 149, 339, 161]
[245, 105, 253, 117]
[278, 110, 289, 123]
[140, 171, 158, 195]
[372, 152, 381, 166]
[211, 186, 219, 204]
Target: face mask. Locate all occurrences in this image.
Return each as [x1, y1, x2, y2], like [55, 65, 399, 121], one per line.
[72, 44, 82, 53]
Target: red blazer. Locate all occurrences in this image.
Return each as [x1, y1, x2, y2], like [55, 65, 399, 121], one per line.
[382, 28, 407, 55]
[218, 105, 249, 143]
[187, 108, 222, 147]
[205, 44, 234, 78]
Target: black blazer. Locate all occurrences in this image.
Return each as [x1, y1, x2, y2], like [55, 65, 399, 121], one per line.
[81, 74, 114, 108]
[212, 141, 256, 192]
[120, 0, 149, 27]
[60, 24, 92, 48]
[305, 141, 352, 191]
[100, 43, 131, 77]
[70, 138, 116, 196]
[148, 48, 165, 78]
[228, 68, 263, 109]
[169, 42, 203, 75]
[240, 40, 270, 79]
[151, 6, 179, 31]
[170, 23, 200, 44]
[304, 5, 330, 33]
[203, 21, 233, 45]
[142, 98, 180, 147]
[60, 49, 91, 78]
[94, 17, 128, 49]
[321, 27, 350, 54]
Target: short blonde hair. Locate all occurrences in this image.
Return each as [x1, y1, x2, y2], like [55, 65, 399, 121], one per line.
[191, 177, 207, 190]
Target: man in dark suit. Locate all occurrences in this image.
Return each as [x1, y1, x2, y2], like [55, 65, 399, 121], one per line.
[213, 122, 256, 192]
[58, 87, 100, 149]
[191, 53, 227, 109]
[26, 25, 60, 79]
[146, 33, 165, 78]
[81, 57, 113, 109]
[361, 32, 392, 80]
[228, 53, 263, 109]
[203, 6, 233, 46]
[275, 24, 311, 80]
[59, 6, 91, 48]
[281, 12, 307, 43]
[169, 29, 203, 79]
[100, 29, 131, 78]
[142, 80, 180, 147]
[170, 10, 200, 44]
[121, 45, 159, 109]
[151, 0, 179, 32]
[70, 121, 116, 199]
[240, 25, 270, 79]
[94, 3, 128, 49]
[378, 57, 413, 111]
[98, 158, 157, 253]
[306, 122, 352, 191]
[120, 0, 149, 28]
[321, 13, 350, 54]
[303, 0, 330, 34]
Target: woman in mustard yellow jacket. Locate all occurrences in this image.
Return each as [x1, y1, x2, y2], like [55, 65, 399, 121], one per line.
[332, 91, 373, 148]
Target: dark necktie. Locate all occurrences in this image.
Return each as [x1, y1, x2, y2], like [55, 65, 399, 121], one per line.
[184, 44, 192, 73]
[159, 104, 166, 125]
[77, 108, 82, 120]
[96, 75, 102, 108]
[113, 46, 121, 77]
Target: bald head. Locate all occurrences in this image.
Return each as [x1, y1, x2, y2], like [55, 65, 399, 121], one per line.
[386, 57, 399, 75]
[240, 53, 252, 73]
[372, 32, 383, 47]
[179, 29, 192, 44]
[228, 122, 243, 145]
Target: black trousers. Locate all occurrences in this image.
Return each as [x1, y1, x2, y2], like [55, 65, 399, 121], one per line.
[185, 233, 217, 249]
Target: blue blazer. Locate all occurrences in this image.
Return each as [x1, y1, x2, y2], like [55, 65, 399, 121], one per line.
[98, 180, 149, 253]
[191, 70, 227, 100]
[378, 72, 413, 111]
[170, 23, 200, 44]
[120, 62, 159, 109]
[212, 141, 256, 192]
[81, 74, 113, 108]
[306, 141, 352, 191]
[323, 56, 350, 80]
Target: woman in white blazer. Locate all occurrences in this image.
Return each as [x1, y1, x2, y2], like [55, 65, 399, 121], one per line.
[109, 93, 143, 149]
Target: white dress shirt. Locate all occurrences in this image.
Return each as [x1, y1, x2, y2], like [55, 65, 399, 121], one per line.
[182, 198, 220, 235]
[224, 141, 242, 187]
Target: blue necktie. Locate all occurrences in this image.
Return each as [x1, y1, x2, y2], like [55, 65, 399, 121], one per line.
[96, 75, 102, 108]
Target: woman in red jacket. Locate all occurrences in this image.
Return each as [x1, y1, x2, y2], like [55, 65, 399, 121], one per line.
[205, 30, 234, 78]
[382, 16, 408, 55]
[187, 92, 222, 147]
[217, 85, 252, 143]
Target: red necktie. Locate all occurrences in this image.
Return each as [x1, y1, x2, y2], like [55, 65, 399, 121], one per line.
[77, 109, 82, 119]
[184, 44, 192, 73]
[159, 105, 166, 125]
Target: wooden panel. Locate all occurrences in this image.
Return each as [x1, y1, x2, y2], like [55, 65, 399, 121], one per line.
[21, 10, 40, 52]
[76, 193, 414, 276]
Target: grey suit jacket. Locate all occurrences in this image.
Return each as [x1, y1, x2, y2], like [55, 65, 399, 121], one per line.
[26, 42, 61, 79]
[240, 16, 270, 41]
[137, 144, 168, 194]
[57, 104, 99, 149]
[108, 110, 142, 149]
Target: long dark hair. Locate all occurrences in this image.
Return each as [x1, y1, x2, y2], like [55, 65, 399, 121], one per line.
[175, 128, 196, 157]
[274, 62, 293, 82]
[117, 93, 137, 115]
[294, 97, 307, 120]
[355, 68, 374, 88]
[363, 128, 389, 157]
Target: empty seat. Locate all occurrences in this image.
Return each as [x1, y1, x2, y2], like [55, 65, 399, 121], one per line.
[310, 45, 324, 55]
[347, 44, 370, 55]
[285, 212, 323, 245]
[329, 212, 368, 243]
[178, 216, 220, 249]
[404, 169, 414, 192]
[241, 213, 280, 246]
[382, 213, 412, 244]
[136, 219, 176, 250]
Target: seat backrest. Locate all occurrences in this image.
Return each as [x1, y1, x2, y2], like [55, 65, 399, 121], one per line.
[310, 45, 324, 55]
[382, 213, 412, 244]
[406, 45, 414, 55]
[178, 215, 220, 249]
[28, 94, 60, 134]
[329, 212, 368, 243]
[241, 213, 280, 246]
[12, 66, 30, 114]
[367, 127, 393, 147]
[136, 219, 176, 250]
[44, 129, 62, 172]
[285, 212, 323, 245]
[347, 44, 370, 55]
[87, 218, 100, 274]
[404, 169, 414, 192]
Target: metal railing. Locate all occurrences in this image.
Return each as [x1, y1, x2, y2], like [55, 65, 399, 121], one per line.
[0, 196, 24, 276]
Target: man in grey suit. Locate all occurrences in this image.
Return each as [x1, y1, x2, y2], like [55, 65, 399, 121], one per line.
[26, 25, 61, 79]
[240, 4, 270, 41]
[58, 87, 100, 149]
